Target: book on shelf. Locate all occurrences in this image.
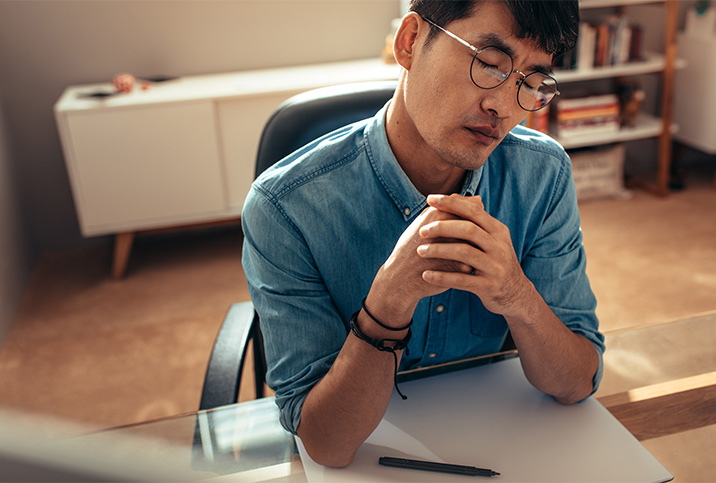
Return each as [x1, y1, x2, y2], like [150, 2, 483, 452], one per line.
[557, 119, 620, 139]
[558, 94, 619, 110]
[554, 17, 643, 71]
[525, 105, 551, 134]
[555, 94, 620, 139]
[577, 23, 597, 70]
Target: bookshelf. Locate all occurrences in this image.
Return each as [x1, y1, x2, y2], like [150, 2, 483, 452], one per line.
[544, 0, 679, 196]
[555, 112, 672, 150]
[555, 51, 679, 83]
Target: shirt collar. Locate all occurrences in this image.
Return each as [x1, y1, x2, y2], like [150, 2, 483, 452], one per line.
[364, 103, 484, 222]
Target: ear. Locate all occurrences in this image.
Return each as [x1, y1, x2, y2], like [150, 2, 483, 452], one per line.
[392, 13, 423, 70]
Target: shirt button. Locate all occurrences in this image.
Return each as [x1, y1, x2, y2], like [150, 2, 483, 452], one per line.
[428, 353, 437, 358]
[436, 304, 445, 313]
[404, 207, 411, 216]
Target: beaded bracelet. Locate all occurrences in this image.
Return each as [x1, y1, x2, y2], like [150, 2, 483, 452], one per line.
[349, 309, 411, 400]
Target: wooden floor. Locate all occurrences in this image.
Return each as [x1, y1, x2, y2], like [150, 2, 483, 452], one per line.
[1, 163, 715, 480]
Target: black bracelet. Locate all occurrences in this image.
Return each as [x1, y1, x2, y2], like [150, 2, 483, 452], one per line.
[349, 309, 411, 400]
[361, 297, 413, 332]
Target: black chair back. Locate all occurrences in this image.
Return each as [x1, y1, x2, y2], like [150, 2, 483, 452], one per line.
[254, 80, 397, 179]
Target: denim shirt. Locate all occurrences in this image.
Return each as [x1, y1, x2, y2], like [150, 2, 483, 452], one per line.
[242, 103, 605, 435]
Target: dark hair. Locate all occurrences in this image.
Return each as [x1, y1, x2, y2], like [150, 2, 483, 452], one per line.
[409, 0, 579, 57]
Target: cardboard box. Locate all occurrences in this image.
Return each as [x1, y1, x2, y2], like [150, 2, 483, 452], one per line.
[570, 144, 627, 201]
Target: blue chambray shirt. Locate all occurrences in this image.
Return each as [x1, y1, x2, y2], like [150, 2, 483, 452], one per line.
[242, 103, 605, 435]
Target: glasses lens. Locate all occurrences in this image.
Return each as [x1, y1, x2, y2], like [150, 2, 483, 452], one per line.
[518, 73, 558, 111]
[470, 47, 513, 89]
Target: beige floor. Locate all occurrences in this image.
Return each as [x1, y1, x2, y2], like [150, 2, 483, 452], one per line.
[0, 166, 714, 480]
[0, 227, 251, 432]
[580, 183, 716, 333]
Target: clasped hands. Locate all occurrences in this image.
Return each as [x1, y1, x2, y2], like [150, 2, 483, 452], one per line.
[417, 193, 530, 316]
[371, 193, 532, 323]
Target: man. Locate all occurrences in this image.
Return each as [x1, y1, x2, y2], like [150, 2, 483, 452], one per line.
[242, 0, 604, 468]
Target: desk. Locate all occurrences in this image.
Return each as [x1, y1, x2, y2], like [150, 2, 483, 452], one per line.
[595, 312, 716, 481]
[28, 314, 715, 481]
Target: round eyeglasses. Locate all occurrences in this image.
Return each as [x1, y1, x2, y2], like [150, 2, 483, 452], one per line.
[422, 17, 559, 112]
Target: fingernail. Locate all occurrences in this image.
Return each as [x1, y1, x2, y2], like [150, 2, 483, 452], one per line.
[427, 194, 444, 204]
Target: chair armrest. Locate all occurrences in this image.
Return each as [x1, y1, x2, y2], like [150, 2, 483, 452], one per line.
[199, 302, 257, 411]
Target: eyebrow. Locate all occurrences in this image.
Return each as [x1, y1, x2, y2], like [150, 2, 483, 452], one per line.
[474, 32, 554, 75]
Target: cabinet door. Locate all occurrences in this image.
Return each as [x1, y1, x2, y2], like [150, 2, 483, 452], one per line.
[65, 101, 226, 235]
[217, 92, 300, 209]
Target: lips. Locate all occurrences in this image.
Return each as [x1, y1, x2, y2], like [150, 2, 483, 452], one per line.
[465, 125, 500, 145]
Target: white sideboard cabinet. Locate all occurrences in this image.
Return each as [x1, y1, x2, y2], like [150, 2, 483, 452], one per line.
[55, 59, 401, 278]
[673, 33, 716, 155]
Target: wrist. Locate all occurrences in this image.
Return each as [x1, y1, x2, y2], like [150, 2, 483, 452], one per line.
[349, 309, 411, 400]
[355, 309, 410, 342]
[502, 277, 542, 325]
[363, 290, 417, 331]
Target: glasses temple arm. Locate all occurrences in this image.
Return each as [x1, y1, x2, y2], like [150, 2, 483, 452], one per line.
[422, 17, 479, 53]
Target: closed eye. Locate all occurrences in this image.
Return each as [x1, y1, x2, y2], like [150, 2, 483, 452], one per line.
[475, 58, 507, 81]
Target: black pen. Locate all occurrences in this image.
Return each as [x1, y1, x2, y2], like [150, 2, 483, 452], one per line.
[379, 456, 500, 477]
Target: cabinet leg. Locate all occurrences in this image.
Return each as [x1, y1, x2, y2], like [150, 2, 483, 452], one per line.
[112, 232, 135, 279]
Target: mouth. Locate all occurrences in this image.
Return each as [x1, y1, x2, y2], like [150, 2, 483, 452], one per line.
[465, 125, 500, 146]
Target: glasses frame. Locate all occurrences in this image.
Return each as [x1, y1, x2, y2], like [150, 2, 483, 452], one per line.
[421, 16, 559, 112]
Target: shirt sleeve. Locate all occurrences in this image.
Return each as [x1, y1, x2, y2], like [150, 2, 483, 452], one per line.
[241, 184, 349, 434]
[520, 154, 605, 396]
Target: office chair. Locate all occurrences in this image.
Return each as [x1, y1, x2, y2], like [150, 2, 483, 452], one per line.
[198, 81, 398, 411]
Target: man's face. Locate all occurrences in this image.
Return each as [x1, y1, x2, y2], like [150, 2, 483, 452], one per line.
[402, 2, 554, 171]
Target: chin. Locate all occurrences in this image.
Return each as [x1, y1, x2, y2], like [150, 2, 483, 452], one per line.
[441, 148, 491, 171]
[456, 159, 488, 171]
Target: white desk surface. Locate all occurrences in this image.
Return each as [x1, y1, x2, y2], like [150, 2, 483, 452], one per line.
[298, 357, 673, 483]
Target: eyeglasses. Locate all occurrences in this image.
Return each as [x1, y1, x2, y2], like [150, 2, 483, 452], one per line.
[422, 16, 559, 112]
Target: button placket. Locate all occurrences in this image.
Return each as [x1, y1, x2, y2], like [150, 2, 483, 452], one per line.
[424, 295, 449, 365]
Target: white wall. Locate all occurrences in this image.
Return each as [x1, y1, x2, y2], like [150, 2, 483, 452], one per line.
[0, 92, 32, 345]
[0, 0, 401, 251]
